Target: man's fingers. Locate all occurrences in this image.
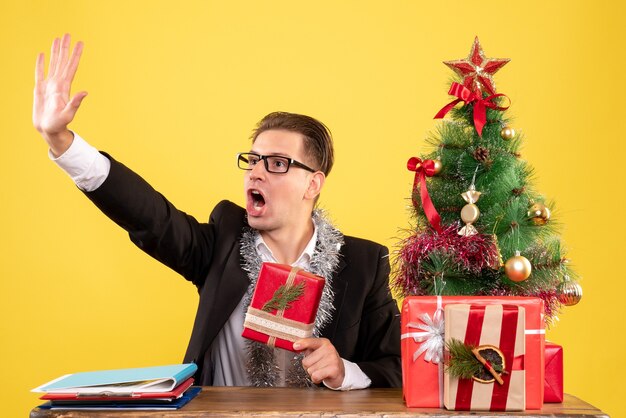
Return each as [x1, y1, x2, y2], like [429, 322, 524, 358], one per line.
[62, 41, 84, 82]
[35, 53, 44, 88]
[298, 338, 333, 368]
[59, 91, 88, 122]
[293, 338, 323, 352]
[33, 53, 46, 127]
[67, 91, 88, 111]
[301, 346, 326, 369]
[34, 36, 85, 137]
[303, 350, 328, 371]
[56, 34, 71, 77]
[308, 367, 328, 384]
[308, 364, 341, 384]
[48, 37, 60, 79]
[296, 338, 345, 387]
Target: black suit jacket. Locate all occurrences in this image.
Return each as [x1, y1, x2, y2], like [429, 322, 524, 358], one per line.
[85, 154, 401, 387]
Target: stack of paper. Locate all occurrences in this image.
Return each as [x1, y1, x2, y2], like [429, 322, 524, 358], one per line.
[32, 363, 200, 410]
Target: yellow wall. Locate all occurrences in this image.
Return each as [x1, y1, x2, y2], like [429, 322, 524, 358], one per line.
[1, 1, 623, 416]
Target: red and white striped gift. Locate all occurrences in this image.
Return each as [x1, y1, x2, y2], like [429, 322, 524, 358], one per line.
[444, 304, 526, 411]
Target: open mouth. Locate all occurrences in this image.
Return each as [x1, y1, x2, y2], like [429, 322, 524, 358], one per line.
[251, 190, 265, 209]
[247, 189, 267, 216]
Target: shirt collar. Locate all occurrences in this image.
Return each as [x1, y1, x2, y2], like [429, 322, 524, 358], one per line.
[254, 222, 318, 269]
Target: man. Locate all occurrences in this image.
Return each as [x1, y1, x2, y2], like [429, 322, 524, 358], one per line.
[33, 34, 401, 389]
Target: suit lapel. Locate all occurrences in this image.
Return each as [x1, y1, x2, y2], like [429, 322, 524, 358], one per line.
[319, 250, 347, 340]
[215, 240, 250, 315]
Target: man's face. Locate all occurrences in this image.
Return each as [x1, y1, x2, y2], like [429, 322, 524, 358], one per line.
[244, 129, 319, 233]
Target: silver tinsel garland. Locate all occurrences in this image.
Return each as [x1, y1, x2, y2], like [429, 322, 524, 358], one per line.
[239, 209, 344, 387]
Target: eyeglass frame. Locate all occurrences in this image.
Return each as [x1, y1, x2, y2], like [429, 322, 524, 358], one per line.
[236, 152, 317, 174]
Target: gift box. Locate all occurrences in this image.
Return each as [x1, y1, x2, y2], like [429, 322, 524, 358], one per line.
[400, 296, 545, 409]
[242, 263, 325, 351]
[544, 342, 564, 403]
[443, 304, 525, 411]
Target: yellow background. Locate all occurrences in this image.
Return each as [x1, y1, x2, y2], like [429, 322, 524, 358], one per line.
[1, 1, 624, 416]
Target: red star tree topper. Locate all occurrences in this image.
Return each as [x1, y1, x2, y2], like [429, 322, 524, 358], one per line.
[444, 37, 510, 95]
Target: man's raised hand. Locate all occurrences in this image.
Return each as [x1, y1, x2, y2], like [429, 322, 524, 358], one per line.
[33, 34, 87, 157]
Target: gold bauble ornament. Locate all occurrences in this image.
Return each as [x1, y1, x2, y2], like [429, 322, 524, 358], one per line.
[528, 202, 551, 225]
[557, 276, 583, 306]
[504, 251, 532, 282]
[500, 126, 516, 140]
[433, 159, 443, 175]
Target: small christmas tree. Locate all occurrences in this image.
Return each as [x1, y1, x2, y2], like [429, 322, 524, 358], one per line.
[393, 37, 582, 322]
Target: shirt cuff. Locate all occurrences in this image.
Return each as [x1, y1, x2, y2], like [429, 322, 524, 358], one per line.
[49, 132, 111, 192]
[323, 359, 371, 391]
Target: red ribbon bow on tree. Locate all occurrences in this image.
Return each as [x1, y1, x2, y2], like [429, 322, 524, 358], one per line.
[407, 157, 442, 233]
[434, 82, 509, 137]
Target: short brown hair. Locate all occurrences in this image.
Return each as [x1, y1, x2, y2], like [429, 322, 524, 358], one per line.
[251, 112, 334, 176]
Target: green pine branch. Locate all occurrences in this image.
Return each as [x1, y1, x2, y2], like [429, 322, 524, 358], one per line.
[262, 281, 305, 312]
[446, 338, 503, 380]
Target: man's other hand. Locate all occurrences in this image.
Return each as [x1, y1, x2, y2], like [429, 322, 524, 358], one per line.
[33, 34, 87, 157]
[294, 337, 345, 388]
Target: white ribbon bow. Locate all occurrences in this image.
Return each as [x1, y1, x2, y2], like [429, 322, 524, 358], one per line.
[406, 308, 444, 364]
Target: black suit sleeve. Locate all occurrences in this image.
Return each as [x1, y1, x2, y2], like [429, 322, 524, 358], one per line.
[83, 153, 217, 287]
[354, 245, 402, 387]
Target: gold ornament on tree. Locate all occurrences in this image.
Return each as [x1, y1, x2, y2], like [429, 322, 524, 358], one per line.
[491, 234, 504, 269]
[504, 251, 532, 282]
[528, 202, 551, 225]
[459, 167, 482, 237]
[433, 158, 443, 175]
[500, 126, 516, 140]
[557, 275, 583, 306]
[459, 184, 481, 236]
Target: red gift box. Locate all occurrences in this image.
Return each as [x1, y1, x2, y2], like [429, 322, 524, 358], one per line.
[401, 296, 545, 409]
[444, 304, 526, 411]
[544, 342, 564, 403]
[242, 263, 325, 351]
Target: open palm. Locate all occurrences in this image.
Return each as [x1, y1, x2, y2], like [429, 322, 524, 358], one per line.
[33, 34, 87, 155]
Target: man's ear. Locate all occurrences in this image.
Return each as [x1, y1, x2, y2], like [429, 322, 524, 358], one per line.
[304, 171, 326, 201]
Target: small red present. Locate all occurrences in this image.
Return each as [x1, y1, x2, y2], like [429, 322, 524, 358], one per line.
[242, 263, 325, 351]
[400, 296, 544, 409]
[444, 304, 526, 411]
[544, 342, 564, 403]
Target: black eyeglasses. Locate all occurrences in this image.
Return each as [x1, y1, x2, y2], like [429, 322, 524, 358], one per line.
[237, 152, 317, 174]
